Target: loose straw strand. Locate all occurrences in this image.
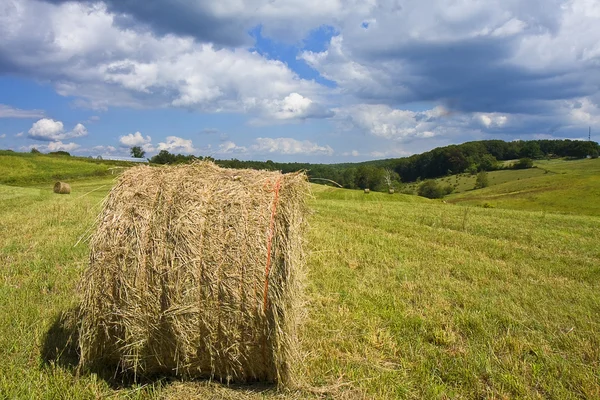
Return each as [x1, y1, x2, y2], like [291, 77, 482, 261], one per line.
[263, 177, 282, 311]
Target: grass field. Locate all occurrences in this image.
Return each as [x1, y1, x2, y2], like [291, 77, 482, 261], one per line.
[0, 151, 133, 185]
[399, 167, 549, 196]
[447, 159, 600, 216]
[0, 156, 599, 399]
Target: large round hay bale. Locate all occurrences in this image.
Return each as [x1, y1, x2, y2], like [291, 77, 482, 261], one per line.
[364, 188, 370, 194]
[53, 182, 71, 194]
[78, 161, 309, 385]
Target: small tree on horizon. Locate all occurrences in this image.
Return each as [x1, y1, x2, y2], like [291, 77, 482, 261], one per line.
[475, 170, 489, 189]
[130, 146, 145, 158]
[383, 168, 401, 190]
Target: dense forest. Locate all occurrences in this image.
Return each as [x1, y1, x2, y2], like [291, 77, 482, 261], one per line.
[147, 139, 600, 192]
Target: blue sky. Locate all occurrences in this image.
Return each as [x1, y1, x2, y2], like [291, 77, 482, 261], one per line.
[1, 0, 599, 162]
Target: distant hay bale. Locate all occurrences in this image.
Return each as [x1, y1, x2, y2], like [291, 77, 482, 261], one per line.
[53, 182, 71, 194]
[388, 188, 395, 194]
[364, 188, 370, 194]
[77, 161, 309, 386]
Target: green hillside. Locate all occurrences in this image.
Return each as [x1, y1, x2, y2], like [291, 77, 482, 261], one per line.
[446, 158, 600, 216]
[0, 157, 598, 399]
[0, 151, 135, 185]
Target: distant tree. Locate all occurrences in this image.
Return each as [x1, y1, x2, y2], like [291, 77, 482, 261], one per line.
[130, 146, 145, 158]
[514, 158, 534, 169]
[30, 148, 41, 154]
[356, 165, 384, 190]
[566, 141, 598, 158]
[479, 154, 499, 171]
[383, 168, 401, 190]
[342, 168, 357, 189]
[49, 151, 70, 156]
[475, 171, 489, 189]
[520, 141, 542, 159]
[265, 160, 276, 170]
[466, 163, 478, 175]
[149, 150, 175, 164]
[417, 180, 445, 199]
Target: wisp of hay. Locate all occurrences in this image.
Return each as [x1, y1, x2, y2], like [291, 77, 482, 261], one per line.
[78, 161, 309, 386]
[54, 181, 71, 194]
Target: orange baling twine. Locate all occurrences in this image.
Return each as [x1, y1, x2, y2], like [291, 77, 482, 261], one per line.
[263, 177, 282, 311]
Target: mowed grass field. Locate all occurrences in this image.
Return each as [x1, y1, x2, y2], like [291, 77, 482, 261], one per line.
[0, 155, 599, 399]
[0, 151, 133, 185]
[447, 159, 600, 216]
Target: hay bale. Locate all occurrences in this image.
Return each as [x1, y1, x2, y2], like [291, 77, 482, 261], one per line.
[388, 188, 395, 194]
[53, 182, 71, 194]
[364, 188, 370, 194]
[78, 161, 309, 386]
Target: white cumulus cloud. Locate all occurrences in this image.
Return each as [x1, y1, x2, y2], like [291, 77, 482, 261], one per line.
[20, 141, 81, 153]
[157, 136, 196, 154]
[217, 141, 247, 154]
[477, 113, 509, 128]
[0, 0, 330, 123]
[257, 92, 333, 122]
[119, 131, 152, 147]
[27, 118, 88, 141]
[251, 137, 333, 155]
[339, 105, 446, 141]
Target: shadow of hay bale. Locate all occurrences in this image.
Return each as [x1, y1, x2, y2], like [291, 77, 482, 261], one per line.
[41, 309, 281, 392]
[41, 308, 80, 369]
[41, 308, 146, 387]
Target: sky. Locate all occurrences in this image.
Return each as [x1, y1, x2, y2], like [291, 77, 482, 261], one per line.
[0, 0, 599, 162]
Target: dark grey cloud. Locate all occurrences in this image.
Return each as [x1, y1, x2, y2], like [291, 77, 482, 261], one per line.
[301, 0, 600, 127]
[390, 39, 591, 114]
[42, 0, 253, 46]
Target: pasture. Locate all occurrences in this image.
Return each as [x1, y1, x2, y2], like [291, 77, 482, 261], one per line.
[0, 155, 599, 399]
[448, 159, 600, 216]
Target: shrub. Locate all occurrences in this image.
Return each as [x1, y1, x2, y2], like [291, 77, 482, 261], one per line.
[475, 171, 489, 189]
[418, 180, 446, 199]
[442, 184, 454, 195]
[514, 158, 534, 169]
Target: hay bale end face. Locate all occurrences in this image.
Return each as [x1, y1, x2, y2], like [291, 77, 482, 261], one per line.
[364, 188, 370, 194]
[53, 182, 71, 194]
[78, 162, 309, 386]
[388, 188, 395, 194]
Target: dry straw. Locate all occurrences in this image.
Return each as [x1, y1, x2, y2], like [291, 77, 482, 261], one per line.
[77, 161, 309, 386]
[54, 181, 71, 194]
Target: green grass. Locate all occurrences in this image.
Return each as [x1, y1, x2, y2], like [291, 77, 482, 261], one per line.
[311, 184, 430, 203]
[429, 168, 549, 194]
[448, 159, 600, 216]
[1, 161, 599, 398]
[0, 151, 134, 185]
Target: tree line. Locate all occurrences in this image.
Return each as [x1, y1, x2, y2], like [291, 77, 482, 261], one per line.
[145, 139, 599, 192]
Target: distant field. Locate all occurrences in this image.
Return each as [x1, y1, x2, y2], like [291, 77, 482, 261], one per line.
[433, 168, 549, 194]
[447, 158, 600, 216]
[0, 158, 599, 399]
[312, 184, 429, 203]
[0, 151, 132, 185]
